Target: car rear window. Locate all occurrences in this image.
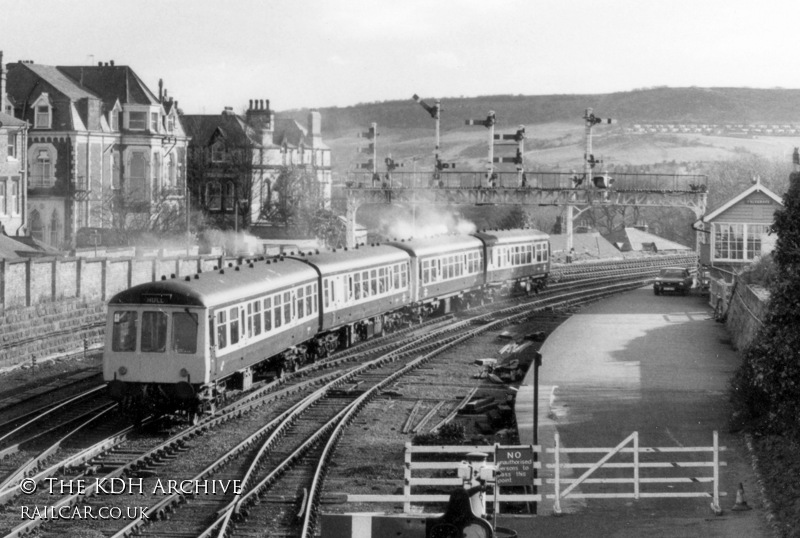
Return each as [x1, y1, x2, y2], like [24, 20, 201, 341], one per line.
[661, 269, 686, 278]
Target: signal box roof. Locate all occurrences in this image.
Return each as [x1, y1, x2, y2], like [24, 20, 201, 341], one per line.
[387, 235, 483, 258]
[294, 244, 409, 276]
[472, 229, 549, 246]
[108, 258, 317, 309]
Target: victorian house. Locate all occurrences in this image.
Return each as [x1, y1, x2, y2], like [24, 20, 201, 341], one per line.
[0, 52, 29, 241]
[5, 57, 189, 248]
[181, 100, 331, 230]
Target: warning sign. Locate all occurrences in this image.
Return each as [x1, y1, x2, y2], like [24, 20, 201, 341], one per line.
[496, 445, 535, 486]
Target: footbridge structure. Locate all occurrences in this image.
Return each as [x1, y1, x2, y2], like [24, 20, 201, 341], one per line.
[340, 170, 708, 249]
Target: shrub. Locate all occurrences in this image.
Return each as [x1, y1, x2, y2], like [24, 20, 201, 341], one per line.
[413, 422, 467, 446]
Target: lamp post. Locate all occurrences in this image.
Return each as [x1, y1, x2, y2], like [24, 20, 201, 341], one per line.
[532, 351, 542, 514]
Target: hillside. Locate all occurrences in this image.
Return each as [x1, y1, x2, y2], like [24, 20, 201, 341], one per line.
[277, 87, 800, 176]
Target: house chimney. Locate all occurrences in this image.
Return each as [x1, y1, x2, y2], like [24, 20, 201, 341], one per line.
[0, 51, 6, 114]
[110, 60, 114, 66]
[308, 109, 322, 147]
[245, 97, 273, 146]
[158, 78, 163, 102]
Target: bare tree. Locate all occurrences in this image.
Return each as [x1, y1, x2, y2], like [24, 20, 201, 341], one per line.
[262, 165, 345, 248]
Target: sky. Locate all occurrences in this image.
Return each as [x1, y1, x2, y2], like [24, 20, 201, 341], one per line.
[3, 0, 800, 114]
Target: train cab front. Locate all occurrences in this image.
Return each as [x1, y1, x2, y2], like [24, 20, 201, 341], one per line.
[103, 303, 210, 416]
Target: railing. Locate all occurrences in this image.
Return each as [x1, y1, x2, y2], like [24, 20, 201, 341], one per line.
[344, 171, 708, 192]
[344, 443, 543, 513]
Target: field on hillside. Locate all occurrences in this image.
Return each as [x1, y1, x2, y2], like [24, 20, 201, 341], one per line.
[329, 121, 800, 178]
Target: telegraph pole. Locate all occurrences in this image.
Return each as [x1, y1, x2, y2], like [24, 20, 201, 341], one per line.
[493, 126, 526, 186]
[466, 111, 497, 187]
[357, 123, 379, 186]
[566, 108, 614, 259]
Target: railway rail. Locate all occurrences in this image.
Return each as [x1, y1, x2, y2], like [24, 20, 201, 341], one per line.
[0, 254, 694, 538]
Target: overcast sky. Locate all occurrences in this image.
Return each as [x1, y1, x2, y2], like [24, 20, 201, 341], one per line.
[2, 0, 799, 114]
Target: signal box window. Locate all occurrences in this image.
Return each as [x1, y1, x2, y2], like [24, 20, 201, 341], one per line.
[112, 311, 138, 352]
[141, 311, 167, 352]
[173, 312, 198, 354]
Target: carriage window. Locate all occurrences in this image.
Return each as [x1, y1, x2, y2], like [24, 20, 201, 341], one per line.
[173, 312, 198, 354]
[112, 311, 138, 352]
[370, 269, 377, 295]
[401, 263, 408, 288]
[141, 311, 167, 353]
[217, 310, 227, 348]
[252, 301, 262, 336]
[323, 279, 330, 308]
[297, 287, 305, 318]
[283, 292, 292, 324]
[230, 307, 240, 345]
[354, 272, 361, 300]
[263, 297, 273, 331]
[306, 284, 314, 314]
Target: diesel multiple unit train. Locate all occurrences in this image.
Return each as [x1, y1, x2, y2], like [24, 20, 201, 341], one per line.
[103, 228, 550, 417]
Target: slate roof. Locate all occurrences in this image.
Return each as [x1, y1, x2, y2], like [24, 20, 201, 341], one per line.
[20, 64, 98, 101]
[0, 235, 47, 259]
[182, 113, 258, 146]
[0, 111, 27, 127]
[549, 232, 622, 260]
[607, 227, 693, 252]
[58, 65, 159, 106]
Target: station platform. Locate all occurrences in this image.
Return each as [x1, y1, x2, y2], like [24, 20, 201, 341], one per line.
[513, 286, 771, 537]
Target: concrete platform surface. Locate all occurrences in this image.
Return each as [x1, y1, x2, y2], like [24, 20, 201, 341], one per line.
[512, 286, 772, 537]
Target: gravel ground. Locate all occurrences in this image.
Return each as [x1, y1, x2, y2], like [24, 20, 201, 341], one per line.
[324, 316, 553, 515]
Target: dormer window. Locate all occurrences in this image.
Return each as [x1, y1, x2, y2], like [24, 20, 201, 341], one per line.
[110, 110, 119, 131]
[32, 93, 53, 129]
[211, 141, 228, 163]
[150, 112, 159, 133]
[167, 115, 175, 133]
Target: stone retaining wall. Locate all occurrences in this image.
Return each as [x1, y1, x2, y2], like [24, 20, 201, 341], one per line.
[0, 253, 234, 371]
[725, 283, 770, 351]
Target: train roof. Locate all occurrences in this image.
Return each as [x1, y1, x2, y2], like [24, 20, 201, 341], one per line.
[472, 228, 549, 246]
[292, 244, 409, 276]
[386, 235, 484, 258]
[108, 258, 318, 308]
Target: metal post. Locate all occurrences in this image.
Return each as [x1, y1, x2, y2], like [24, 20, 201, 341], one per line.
[633, 431, 640, 499]
[533, 355, 540, 514]
[554, 433, 561, 515]
[434, 100, 441, 171]
[713, 430, 720, 512]
[487, 117, 495, 187]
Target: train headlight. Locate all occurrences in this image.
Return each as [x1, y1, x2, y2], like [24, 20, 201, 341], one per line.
[118, 366, 128, 376]
[180, 368, 189, 378]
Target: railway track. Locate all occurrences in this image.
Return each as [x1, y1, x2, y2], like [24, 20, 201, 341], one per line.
[0, 254, 694, 538]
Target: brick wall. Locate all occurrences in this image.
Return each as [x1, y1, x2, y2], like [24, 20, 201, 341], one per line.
[0, 252, 230, 371]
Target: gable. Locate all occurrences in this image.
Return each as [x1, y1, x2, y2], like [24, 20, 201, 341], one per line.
[713, 190, 781, 224]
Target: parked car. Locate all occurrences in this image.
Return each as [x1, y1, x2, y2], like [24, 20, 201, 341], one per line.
[653, 266, 693, 295]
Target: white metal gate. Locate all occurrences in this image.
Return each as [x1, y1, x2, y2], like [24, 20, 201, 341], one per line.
[547, 431, 726, 514]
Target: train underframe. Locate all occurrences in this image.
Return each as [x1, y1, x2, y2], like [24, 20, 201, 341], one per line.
[110, 273, 548, 422]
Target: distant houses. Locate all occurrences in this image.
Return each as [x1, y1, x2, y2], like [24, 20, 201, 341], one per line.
[1, 51, 333, 255]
